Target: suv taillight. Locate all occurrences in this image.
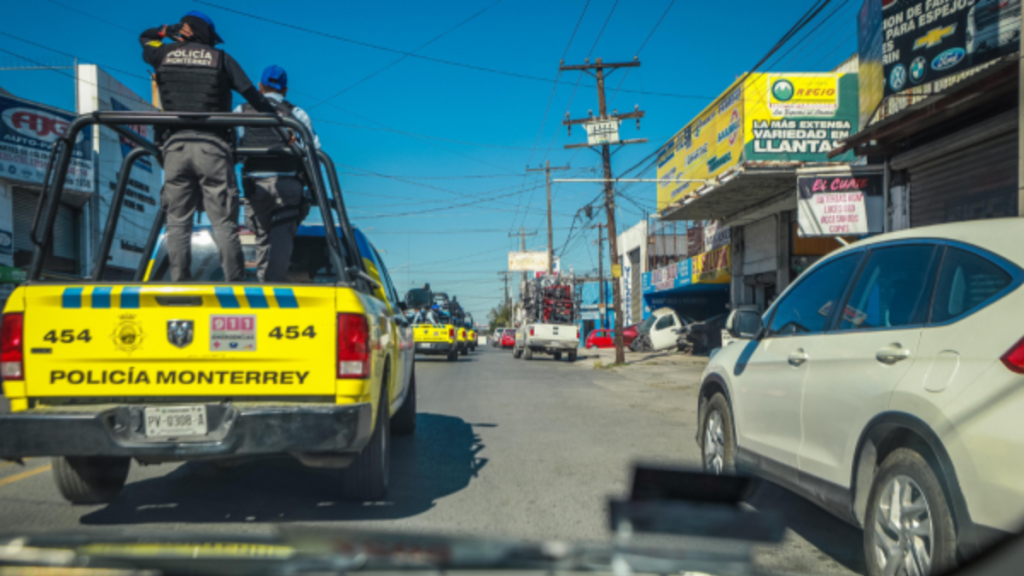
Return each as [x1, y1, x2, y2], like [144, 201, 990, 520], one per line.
[529, 327, 535, 336]
[449, 328, 455, 339]
[576, 328, 580, 339]
[1, 313, 24, 381]
[338, 313, 369, 378]
[1001, 336, 1024, 374]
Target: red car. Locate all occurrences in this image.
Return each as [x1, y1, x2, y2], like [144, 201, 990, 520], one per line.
[584, 326, 638, 349]
[500, 329, 516, 349]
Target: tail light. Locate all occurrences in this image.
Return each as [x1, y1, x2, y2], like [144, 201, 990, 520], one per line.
[338, 313, 369, 378]
[1, 313, 24, 381]
[529, 327, 535, 336]
[576, 328, 580, 339]
[1001, 336, 1024, 374]
[449, 328, 455, 339]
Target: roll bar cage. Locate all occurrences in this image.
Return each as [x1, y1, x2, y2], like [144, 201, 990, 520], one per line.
[29, 111, 365, 287]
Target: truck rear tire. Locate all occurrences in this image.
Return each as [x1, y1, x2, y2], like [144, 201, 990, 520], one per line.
[342, 382, 390, 500]
[553, 352, 562, 360]
[391, 369, 417, 436]
[460, 345, 467, 356]
[52, 456, 130, 504]
[513, 346, 522, 359]
[524, 347, 533, 360]
[568, 351, 577, 362]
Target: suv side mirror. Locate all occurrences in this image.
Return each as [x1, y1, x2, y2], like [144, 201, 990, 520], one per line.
[727, 309, 763, 340]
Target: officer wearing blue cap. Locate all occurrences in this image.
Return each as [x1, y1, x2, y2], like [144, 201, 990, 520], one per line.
[234, 65, 320, 282]
[139, 11, 277, 282]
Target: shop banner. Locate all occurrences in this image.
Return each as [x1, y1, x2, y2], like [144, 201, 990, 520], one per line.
[0, 96, 93, 192]
[657, 72, 859, 212]
[642, 259, 692, 294]
[691, 244, 731, 284]
[703, 222, 731, 252]
[797, 170, 884, 236]
[508, 251, 549, 271]
[863, 0, 1020, 99]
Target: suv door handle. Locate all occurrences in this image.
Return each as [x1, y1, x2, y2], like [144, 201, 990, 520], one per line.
[788, 349, 808, 366]
[876, 344, 911, 365]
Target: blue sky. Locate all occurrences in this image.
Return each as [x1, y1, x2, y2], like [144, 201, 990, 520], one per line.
[0, 0, 860, 320]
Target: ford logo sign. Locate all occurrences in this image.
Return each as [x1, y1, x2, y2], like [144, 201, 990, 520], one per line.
[932, 48, 965, 71]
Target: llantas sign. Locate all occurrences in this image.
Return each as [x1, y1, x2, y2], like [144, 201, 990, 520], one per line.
[797, 168, 884, 236]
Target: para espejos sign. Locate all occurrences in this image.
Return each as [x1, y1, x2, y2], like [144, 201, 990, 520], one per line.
[797, 170, 884, 236]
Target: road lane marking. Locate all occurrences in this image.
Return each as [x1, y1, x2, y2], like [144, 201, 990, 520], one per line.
[0, 464, 52, 487]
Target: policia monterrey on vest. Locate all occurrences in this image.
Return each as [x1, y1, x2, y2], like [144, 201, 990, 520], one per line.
[140, 10, 278, 282]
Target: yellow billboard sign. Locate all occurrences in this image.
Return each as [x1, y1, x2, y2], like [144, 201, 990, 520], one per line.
[691, 244, 731, 284]
[656, 72, 858, 212]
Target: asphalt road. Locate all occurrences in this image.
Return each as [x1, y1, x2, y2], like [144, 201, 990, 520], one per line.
[0, 347, 864, 575]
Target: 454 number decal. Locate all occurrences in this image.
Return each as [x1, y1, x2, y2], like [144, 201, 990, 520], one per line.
[44, 329, 92, 344]
[268, 326, 317, 340]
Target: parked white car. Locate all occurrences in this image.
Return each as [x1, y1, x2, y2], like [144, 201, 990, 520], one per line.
[630, 307, 688, 352]
[697, 219, 1024, 576]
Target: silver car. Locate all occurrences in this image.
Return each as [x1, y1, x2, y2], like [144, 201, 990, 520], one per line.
[698, 219, 1024, 576]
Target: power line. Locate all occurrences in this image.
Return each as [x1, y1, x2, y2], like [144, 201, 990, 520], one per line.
[194, 1, 716, 100]
[307, 0, 504, 108]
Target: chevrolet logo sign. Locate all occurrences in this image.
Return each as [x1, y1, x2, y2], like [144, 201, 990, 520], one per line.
[913, 25, 955, 50]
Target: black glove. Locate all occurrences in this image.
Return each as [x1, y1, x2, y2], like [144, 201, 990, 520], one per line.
[164, 23, 184, 38]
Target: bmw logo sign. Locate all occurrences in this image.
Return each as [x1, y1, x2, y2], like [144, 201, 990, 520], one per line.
[772, 79, 795, 102]
[910, 57, 927, 83]
[890, 64, 907, 91]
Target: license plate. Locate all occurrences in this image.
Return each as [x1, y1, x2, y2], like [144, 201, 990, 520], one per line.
[144, 406, 208, 438]
[420, 343, 432, 348]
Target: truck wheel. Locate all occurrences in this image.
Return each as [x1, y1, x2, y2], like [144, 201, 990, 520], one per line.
[52, 456, 130, 504]
[524, 347, 533, 360]
[460, 345, 468, 356]
[553, 352, 562, 360]
[513, 346, 522, 359]
[447, 350, 458, 361]
[391, 369, 417, 436]
[568, 351, 577, 362]
[342, 382, 391, 500]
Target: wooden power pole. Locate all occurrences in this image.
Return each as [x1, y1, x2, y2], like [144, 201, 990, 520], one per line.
[561, 57, 646, 365]
[527, 161, 570, 274]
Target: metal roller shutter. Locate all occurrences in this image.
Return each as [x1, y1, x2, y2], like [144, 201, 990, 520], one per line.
[907, 131, 1018, 227]
[12, 186, 79, 269]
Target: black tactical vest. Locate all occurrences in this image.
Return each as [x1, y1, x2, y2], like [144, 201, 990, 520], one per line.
[240, 99, 302, 173]
[154, 42, 232, 140]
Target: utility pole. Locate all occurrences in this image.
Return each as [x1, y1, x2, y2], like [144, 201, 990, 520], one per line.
[591, 223, 606, 329]
[527, 161, 570, 274]
[561, 57, 646, 365]
[497, 272, 513, 324]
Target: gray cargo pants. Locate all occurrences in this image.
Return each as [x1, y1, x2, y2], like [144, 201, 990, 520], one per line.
[160, 131, 244, 282]
[242, 175, 304, 282]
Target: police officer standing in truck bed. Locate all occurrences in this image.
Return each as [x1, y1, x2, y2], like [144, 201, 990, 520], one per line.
[235, 65, 320, 282]
[140, 11, 277, 282]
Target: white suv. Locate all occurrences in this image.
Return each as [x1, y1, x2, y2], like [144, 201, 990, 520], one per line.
[697, 219, 1024, 576]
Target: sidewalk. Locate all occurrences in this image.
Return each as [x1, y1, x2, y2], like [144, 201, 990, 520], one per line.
[571, 346, 709, 424]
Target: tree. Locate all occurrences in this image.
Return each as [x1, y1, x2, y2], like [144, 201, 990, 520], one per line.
[487, 303, 511, 333]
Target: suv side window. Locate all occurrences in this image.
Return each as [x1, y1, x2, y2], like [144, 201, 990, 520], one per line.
[930, 246, 1012, 323]
[371, 245, 402, 311]
[766, 253, 861, 337]
[837, 245, 939, 331]
[655, 315, 675, 330]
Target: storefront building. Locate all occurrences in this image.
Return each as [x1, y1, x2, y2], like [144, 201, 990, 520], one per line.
[0, 66, 160, 310]
[655, 59, 863, 311]
[830, 0, 1021, 225]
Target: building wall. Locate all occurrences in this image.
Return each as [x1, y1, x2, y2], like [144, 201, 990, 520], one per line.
[616, 220, 648, 327]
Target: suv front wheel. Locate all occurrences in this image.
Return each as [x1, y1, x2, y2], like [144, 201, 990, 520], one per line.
[701, 393, 735, 474]
[864, 448, 957, 576]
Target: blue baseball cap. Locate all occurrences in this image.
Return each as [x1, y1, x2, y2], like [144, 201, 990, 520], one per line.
[182, 10, 224, 44]
[261, 65, 288, 90]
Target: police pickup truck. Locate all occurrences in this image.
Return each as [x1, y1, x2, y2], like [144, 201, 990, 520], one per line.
[0, 111, 414, 504]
